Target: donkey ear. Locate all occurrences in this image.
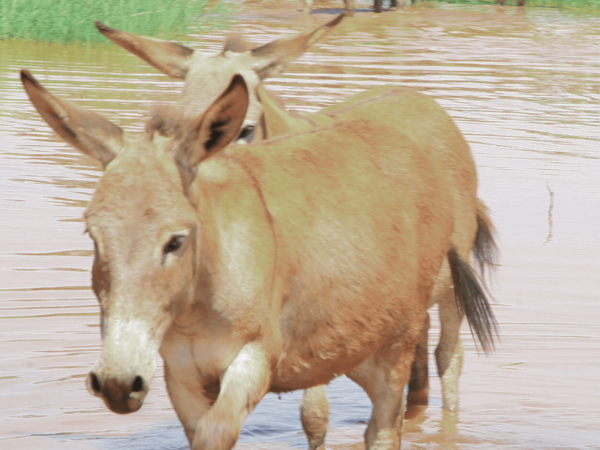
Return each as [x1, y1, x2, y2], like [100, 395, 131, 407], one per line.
[250, 14, 343, 80]
[95, 21, 194, 79]
[21, 70, 123, 169]
[173, 75, 249, 170]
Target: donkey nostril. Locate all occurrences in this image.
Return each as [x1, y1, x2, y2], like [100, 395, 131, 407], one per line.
[90, 372, 101, 394]
[132, 376, 143, 393]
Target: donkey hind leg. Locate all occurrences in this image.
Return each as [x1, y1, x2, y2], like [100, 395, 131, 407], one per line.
[374, 0, 383, 13]
[347, 330, 421, 450]
[407, 312, 430, 407]
[301, 385, 330, 450]
[441, 245, 498, 411]
[435, 287, 465, 411]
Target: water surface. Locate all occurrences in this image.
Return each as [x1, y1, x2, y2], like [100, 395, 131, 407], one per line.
[1, 1, 599, 449]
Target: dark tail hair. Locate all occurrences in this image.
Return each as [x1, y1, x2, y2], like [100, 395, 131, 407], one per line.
[473, 199, 499, 280]
[448, 246, 498, 352]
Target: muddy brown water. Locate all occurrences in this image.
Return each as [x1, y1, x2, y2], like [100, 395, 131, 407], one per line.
[1, 2, 599, 449]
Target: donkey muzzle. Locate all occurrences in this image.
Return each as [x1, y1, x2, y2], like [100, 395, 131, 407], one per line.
[86, 370, 148, 414]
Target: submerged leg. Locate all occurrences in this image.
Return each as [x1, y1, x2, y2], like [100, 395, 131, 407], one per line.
[374, 0, 383, 13]
[439, 339, 463, 411]
[435, 290, 465, 411]
[407, 313, 430, 407]
[301, 385, 330, 449]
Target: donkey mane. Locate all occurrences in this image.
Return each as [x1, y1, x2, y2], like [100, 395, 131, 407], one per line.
[222, 32, 253, 54]
[146, 104, 193, 139]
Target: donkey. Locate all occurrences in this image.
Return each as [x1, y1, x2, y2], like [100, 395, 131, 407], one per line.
[95, 17, 497, 449]
[21, 69, 496, 450]
[94, 15, 344, 145]
[303, 0, 403, 16]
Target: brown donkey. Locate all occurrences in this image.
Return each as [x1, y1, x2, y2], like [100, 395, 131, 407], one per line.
[95, 18, 498, 449]
[22, 70, 496, 450]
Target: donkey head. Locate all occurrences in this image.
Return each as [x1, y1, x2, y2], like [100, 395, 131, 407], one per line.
[21, 69, 248, 414]
[95, 14, 343, 141]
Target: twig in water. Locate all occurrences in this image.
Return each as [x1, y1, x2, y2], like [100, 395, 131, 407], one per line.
[544, 184, 554, 245]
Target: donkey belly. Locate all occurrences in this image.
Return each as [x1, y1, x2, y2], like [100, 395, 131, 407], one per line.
[270, 250, 428, 392]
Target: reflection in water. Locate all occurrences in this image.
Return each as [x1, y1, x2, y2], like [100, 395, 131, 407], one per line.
[1, 2, 599, 449]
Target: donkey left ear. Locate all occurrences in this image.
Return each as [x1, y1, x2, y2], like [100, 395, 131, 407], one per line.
[21, 70, 123, 169]
[172, 74, 249, 170]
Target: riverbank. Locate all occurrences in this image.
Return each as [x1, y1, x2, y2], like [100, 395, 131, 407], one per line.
[0, 0, 229, 44]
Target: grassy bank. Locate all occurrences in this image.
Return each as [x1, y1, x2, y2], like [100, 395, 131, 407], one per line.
[433, 0, 600, 8]
[0, 0, 229, 44]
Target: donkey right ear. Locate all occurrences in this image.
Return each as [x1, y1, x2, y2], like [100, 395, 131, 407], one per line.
[95, 21, 194, 79]
[21, 70, 123, 169]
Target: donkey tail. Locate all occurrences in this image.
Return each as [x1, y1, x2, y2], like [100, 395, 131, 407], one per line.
[448, 246, 498, 353]
[473, 198, 499, 279]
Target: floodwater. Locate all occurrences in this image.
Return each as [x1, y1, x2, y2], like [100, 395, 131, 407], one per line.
[1, 1, 599, 448]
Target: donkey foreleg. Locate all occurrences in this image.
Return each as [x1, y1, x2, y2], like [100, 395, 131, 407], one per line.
[347, 328, 421, 450]
[191, 342, 272, 450]
[407, 312, 430, 407]
[301, 384, 330, 449]
[161, 334, 219, 445]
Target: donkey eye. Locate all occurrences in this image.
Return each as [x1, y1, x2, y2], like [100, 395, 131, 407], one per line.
[164, 235, 185, 254]
[238, 125, 255, 140]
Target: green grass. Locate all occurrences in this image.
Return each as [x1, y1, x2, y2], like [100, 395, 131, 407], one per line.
[0, 0, 231, 44]
[431, 0, 600, 9]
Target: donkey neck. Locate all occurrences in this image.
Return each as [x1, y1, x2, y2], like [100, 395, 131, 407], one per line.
[256, 85, 335, 142]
